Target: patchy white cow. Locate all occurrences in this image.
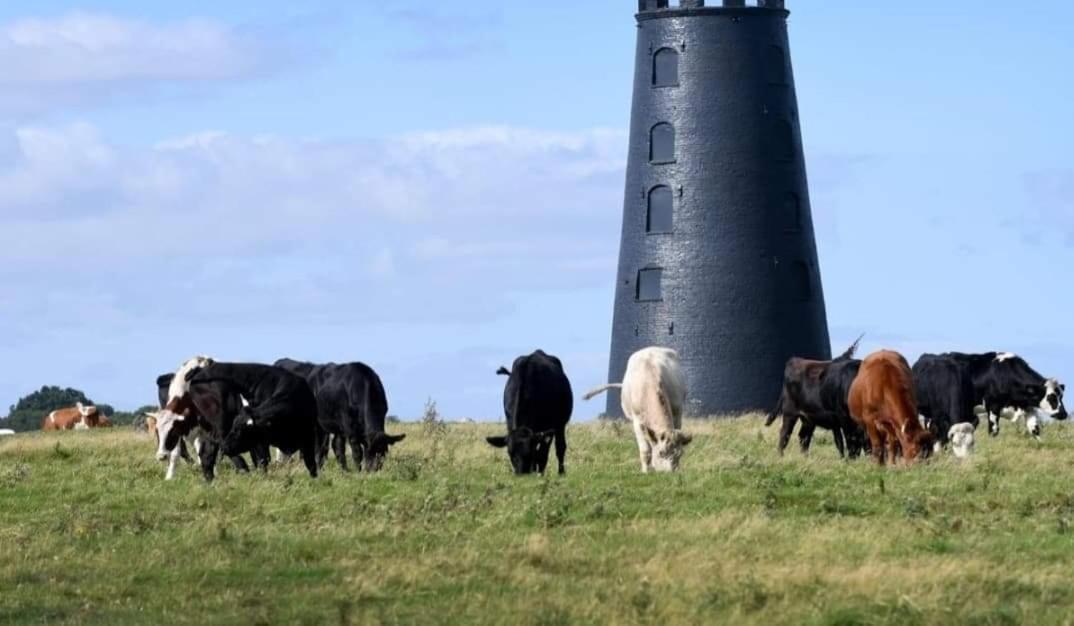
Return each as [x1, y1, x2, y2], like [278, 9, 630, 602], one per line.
[154, 355, 214, 480]
[948, 423, 976, 459]
[584, 346, 692, 472]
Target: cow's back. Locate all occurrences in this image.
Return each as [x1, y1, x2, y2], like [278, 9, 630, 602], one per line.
[622, 347, 686, 428]
[503, 351, 572, 431]
[850, 351, 916, 424]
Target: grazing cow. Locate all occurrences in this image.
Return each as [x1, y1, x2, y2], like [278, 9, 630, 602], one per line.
[186, 362, 319, 480]
[948, 422, 976, 459]
[275, 358, 405, 472]
[41, 403, 101, 431]
[912, 353, 978, 445]
[944, 352, 1066, 439]
[485, 350, 573, 475]
[848, 350, 934, 465]
[765, 337, 866, 458]
[585, 347, 692, 473]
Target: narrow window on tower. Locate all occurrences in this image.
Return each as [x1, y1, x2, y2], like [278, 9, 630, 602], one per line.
[794, 261, 812, 302]
[636, 268, 664, 302]
[647, 186, 673, 233]
[768, 45, 786, 85]
[650, 123, 675, 164]
[653, 48, 679, 87]
[774, 120, 794, 162]
[783, 192, 802, 232]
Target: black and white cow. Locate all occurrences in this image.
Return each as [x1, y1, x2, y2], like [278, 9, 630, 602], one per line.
[765, 338, 867, 458]
[274, 358, 405, 472]
[487, 350, 573, 475]
[912, 354, 978, 445]
[943, 352, 1066, 439]
[185, 362, 320, 479]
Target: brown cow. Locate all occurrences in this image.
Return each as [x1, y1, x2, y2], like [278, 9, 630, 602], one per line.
[41, 403, 101, 431]
[849, 350, 934, 465]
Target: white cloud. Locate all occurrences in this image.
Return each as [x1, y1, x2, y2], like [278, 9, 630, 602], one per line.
[0, 12, 280, 117]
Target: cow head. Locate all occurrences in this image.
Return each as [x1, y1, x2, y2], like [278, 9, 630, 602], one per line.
[650, 429, 693, 472]
[1040, 379, 1067, 421]
[154, 407, 195, 460]
[486, 427, 555, 475]
[222, 408, 266, 457]
[900, 423, 935, 462]
[948, 423, 975, 459]
[363, 432, 406, 472]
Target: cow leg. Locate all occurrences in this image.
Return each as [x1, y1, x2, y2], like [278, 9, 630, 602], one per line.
[199, 440, 220, 483]
[179, 439, 194, 464]
[165, 445, 182, 481]
[316, 429, 331, 469]
[632, 420, 653, 473]
[864, 420, 885, 465]
[985, 401, 1002, 437]
[798, 421, 816, 455]
[554, 427, 567, 475]
[333, 434, 349, 471]
[228, 455, 251, 473]
[300, 439, 319, 479]
[831, 427, 847, 459]
[777, 414, 799, 456]
[252, 445, 270, 472]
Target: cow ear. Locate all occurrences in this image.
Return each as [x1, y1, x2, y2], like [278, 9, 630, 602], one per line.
[386, 434, 406, 445]
[676, 431, 693, 446]
[1061, 384, 1066, 393]
[486, 436, 509, 448]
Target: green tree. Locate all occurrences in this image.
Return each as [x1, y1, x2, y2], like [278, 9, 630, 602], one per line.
[2, 386, 97, 432]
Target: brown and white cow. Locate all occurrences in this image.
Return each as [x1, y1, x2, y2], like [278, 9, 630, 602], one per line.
[848, 350, 934, 465]
[41, 402, 101, 431]
[584, 346, 692, 472]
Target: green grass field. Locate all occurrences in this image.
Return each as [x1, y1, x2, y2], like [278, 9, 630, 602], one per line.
[3, 418, 1074, 626]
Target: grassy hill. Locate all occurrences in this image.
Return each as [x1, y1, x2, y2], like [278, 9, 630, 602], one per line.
[2, 417, 1074, 625]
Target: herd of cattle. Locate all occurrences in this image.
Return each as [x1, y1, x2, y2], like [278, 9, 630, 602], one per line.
[29, 340, 1068, 476]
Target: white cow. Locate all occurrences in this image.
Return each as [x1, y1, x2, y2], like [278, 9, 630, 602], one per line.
[0, 429, 15, 437]
[153, 355, 214, 480]
[584, 346, 692, 472]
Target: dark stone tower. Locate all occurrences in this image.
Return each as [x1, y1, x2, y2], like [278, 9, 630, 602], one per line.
[605, 0, 831, 416]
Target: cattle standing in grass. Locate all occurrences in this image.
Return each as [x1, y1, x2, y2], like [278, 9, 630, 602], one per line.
[186, 362, 319, 480]
[41, 403, 101, 431]
[151, 358, 265, 480]
[912, 354, 977, 445]
[95, 415, 113, 428]
[585, 347, 692, 473]
[941, 352, 1066, 440]
[849, 350, 934, 465]
[765, 337, 866, 458]
[486, 350, 573, 475]
[275, 358, 405, 472]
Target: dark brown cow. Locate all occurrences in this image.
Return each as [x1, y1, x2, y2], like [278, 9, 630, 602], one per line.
[95, 415, 113, 428]
[41, 403, 100, 431]
[849, 350, 934, 465]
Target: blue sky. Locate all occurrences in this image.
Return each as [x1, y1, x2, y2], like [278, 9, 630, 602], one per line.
[1, 1, 1072, 420]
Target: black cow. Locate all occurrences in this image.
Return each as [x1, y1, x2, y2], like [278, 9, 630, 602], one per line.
[942, 352, 1066, 438]
[912, 354, 978, 444]
[186, 362, 320, 479]
[274, 358, 405, 472]
[486, 350, 573, 475]
[765, 338, 867, 458]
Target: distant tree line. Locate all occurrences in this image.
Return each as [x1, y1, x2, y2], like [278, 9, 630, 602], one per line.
[0, 385, 153, 432]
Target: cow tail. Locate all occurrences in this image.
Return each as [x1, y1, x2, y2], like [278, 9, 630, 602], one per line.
[583, 384, 622, 401]
[836, 334, 865, 361]
[765, 392, 784, 427]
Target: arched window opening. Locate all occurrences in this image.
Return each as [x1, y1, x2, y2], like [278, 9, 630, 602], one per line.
[768, 45, 786, 85]
[794, 261, 812, 302]
[653, 48, 679, 87]
[647, 186, 673, 233]
[650, 123, 675, 163]
[783, 192, 802, 232]
[637, 268, 664, 302]
[774, 120, 794, 162]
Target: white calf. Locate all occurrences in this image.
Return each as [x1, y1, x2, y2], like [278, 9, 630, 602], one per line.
[584, 346, 692, 472]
